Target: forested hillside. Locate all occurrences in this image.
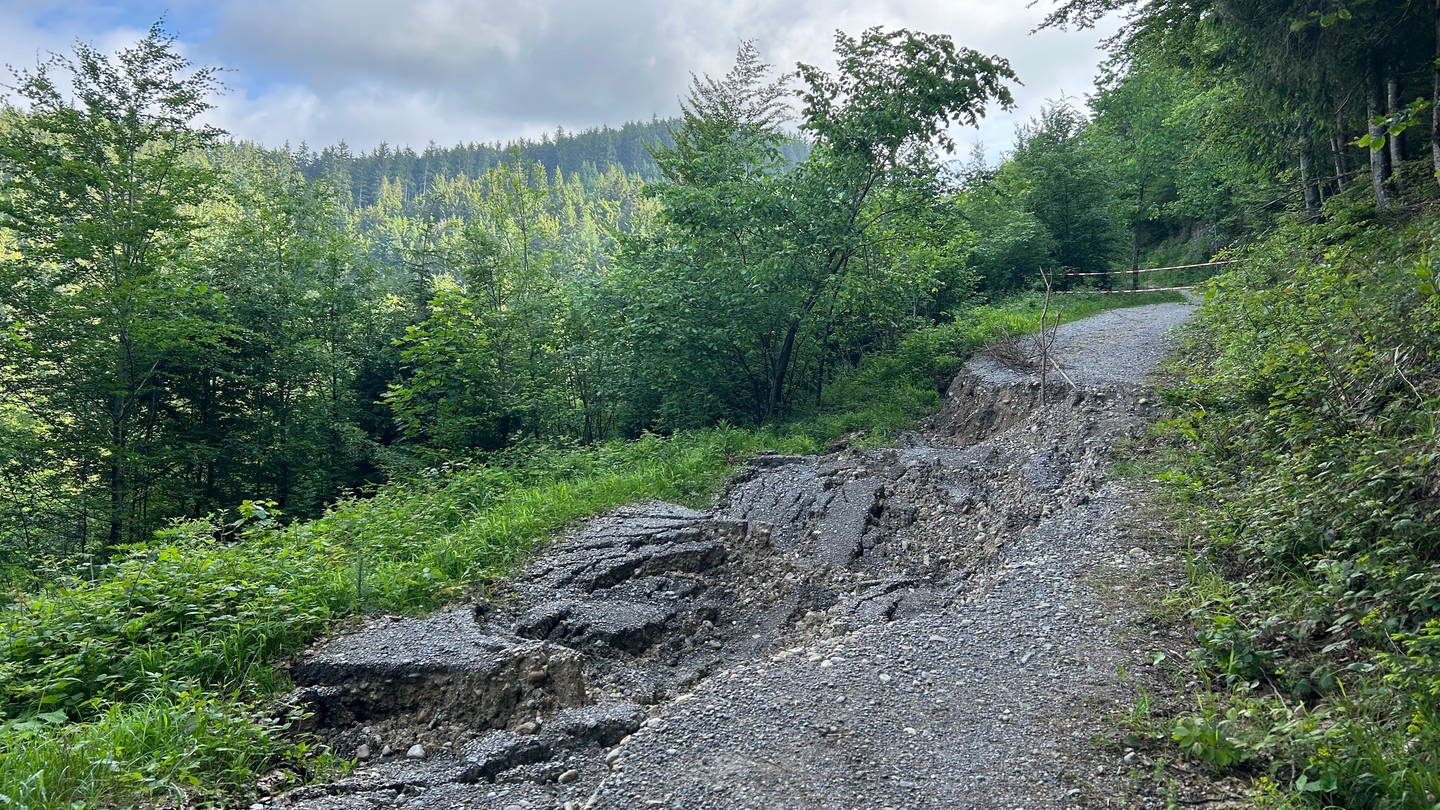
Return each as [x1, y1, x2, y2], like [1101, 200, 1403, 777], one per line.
[1, 2, 1438, 806]
[292, 119, 810, 207]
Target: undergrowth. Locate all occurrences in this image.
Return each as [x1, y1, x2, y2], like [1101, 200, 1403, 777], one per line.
[0, 289, 1179, 808]
[1149, 204, 1440, 808]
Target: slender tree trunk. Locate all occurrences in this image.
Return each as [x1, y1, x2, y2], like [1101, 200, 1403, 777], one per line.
[814, 321, 833, 406]
[765, 286, 827, 423]
[107, 400, 125, 553]
[1388, 74, 1407, 175]
[1367, 53, 1395, 209]
[275, 386, 292, 509]
[1433, 0, 1440, 191]
[1331, 131, 1348, 189]
[1130, 183, 1144, 288]
[766, 319, 803, 423]
[1300, 149, 1322, 220]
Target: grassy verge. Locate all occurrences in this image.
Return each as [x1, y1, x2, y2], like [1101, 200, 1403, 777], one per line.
[0, 289, 1180, 809]
[1139, 207, 1440, 807]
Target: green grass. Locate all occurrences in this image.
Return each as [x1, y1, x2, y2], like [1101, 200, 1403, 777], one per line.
[0, 289, 1177, 808]
[0, 692, 327, 810]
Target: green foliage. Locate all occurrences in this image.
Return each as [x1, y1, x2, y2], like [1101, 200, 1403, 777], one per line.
[191, 145, 396, 517]
[785, 291, 1183, 444]
[0, 24, 224, 554]
[1156, 204, 1440, 806]
[386, 284, 505, 451]
[619, 32, 1016, 427]
[796, 27, 1015, 159]
[378, 158, 655, 454]
[292, 117, 812, 206]
[954, 184, 1056, 293]
[0, 26, 669, 572]
[998, 102, 1126, 277]
[1042, 0, 1435, 212]
[1356, 98, 1432, 151]
[1087, 56, 1276, 256]
[0, 691, 317, 810]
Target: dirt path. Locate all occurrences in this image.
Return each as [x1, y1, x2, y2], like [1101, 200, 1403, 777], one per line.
[273, 302, 1209, 810]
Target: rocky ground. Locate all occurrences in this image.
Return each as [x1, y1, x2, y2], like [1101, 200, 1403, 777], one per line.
[265, 302, 1241, 809]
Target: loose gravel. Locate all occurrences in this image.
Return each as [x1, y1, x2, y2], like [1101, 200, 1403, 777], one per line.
[270, 302, 1233, 810]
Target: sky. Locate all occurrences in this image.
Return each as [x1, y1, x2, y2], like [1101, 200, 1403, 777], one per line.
[0, 0, 1121, 163]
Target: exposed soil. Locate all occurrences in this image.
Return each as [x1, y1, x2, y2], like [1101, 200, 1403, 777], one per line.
[266, 302, 1237, 810]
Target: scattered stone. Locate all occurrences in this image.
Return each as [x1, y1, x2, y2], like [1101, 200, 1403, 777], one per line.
[559, 768, 580, 784]
[355, 743, 370, 759]
[406, 744, 425, 760]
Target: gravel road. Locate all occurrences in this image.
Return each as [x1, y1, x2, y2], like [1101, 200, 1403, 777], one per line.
[273, 302, 1226, 810]
[967, 301, 1196, 389]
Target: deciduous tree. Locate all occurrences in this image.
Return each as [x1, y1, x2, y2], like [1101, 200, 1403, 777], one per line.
[0, 24, 223, 552]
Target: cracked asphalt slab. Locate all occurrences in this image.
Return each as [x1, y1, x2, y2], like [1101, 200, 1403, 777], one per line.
[269, 302, 1212, 810]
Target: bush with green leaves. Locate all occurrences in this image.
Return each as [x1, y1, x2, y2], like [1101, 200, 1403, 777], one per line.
[0, 692, 323, 809]
[1156, 205, 1440, 807]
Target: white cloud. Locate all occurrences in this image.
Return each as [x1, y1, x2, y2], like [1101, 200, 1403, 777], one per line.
[1, 0, 1120, 160]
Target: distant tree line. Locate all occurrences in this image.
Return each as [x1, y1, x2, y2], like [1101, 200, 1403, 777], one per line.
[289, 119, 810, 208]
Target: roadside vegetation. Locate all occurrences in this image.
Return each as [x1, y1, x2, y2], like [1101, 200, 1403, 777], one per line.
[7, 0, 1439, 806]
[1141, 195, 1440, 808]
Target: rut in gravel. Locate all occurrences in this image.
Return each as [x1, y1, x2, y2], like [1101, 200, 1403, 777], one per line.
[270, 302, 1205, 810]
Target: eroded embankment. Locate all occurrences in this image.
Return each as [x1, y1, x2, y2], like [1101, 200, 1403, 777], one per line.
[270, 302, 1199, 810]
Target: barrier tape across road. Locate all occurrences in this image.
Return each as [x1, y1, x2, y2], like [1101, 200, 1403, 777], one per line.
[1058, 260, 1234, 277]
[1050, 259, 1232, 294]
[1055, 284, 1199, 295]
